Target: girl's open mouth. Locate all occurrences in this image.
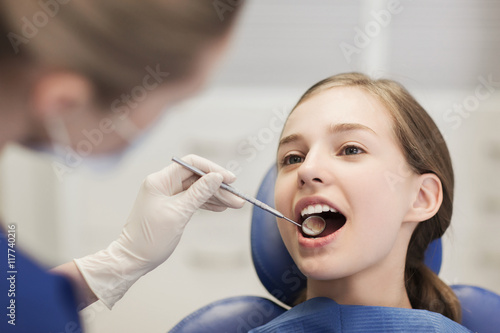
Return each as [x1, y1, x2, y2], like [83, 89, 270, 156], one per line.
[298, 203, 347, 245]
[301, 210, 346, 238]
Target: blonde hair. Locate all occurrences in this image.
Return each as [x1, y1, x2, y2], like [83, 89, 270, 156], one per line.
[0, 0, 240, 103]
[288, 72, 461, 322]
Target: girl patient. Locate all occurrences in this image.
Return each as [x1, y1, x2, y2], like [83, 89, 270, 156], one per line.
[255, 72, 471, 331]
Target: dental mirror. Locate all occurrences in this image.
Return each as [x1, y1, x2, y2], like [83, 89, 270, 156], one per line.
[302, 216, 326, 236]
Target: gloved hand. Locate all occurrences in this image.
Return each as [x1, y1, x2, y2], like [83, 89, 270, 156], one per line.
[74, 155, 245, 309]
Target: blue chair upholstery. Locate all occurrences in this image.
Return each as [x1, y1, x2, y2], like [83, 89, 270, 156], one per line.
[170, 296, 286, 333]
[170, 165, 500, 333]
[452, 285, 500, 333]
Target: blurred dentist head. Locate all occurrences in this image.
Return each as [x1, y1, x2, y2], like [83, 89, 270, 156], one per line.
[0, 0, 242, 161]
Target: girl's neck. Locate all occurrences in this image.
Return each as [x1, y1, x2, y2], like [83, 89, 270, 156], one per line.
[306, 263, 412, 309]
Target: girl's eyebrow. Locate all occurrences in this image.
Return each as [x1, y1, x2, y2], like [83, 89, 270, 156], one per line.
[330, 122, 377, 136]
[278, 123, 377, 150]
[278, 133, 303, 149]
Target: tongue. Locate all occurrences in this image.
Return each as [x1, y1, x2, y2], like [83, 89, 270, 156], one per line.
[315, 215, 345, 237]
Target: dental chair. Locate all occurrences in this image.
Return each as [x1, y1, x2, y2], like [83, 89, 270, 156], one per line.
[170, 166, 500, 333]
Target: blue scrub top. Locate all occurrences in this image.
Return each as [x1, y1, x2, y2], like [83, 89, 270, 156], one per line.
[0, 227, 82, 332]
[250, 297, 472, 333]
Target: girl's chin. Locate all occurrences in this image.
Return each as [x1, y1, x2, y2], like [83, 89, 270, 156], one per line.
[296, 260, 345, 281]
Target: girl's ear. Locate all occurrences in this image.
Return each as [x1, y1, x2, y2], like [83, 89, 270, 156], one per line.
[404, 173, 443, 223]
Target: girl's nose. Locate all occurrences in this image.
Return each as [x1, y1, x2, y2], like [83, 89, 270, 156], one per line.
[296, 152, 332, 189]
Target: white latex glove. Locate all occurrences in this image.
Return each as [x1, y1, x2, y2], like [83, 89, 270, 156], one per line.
[74, 155, 245, 309]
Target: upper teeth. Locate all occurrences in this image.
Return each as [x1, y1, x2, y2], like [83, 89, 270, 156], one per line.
[300, 204, 337, 217]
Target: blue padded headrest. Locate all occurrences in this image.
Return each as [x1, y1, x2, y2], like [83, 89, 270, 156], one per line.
[452, 285, 500, 333]
[251, 165, 442, 307]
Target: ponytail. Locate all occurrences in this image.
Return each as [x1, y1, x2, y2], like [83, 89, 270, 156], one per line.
[405, 224, 462, 322]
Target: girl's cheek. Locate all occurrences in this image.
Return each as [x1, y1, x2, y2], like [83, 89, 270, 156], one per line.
[275, 188, 289, 213]
[274, 176, 290, 208]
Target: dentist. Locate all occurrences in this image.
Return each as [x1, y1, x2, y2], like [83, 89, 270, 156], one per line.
[0, 1, 244, 331]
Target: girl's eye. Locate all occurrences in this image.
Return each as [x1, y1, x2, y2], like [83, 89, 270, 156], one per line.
[282, 154, 304, 165]
[342, 145, 365, 156]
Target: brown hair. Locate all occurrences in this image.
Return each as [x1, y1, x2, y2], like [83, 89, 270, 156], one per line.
[0, 0, 241, 103]
[288, 72, 461, 322]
